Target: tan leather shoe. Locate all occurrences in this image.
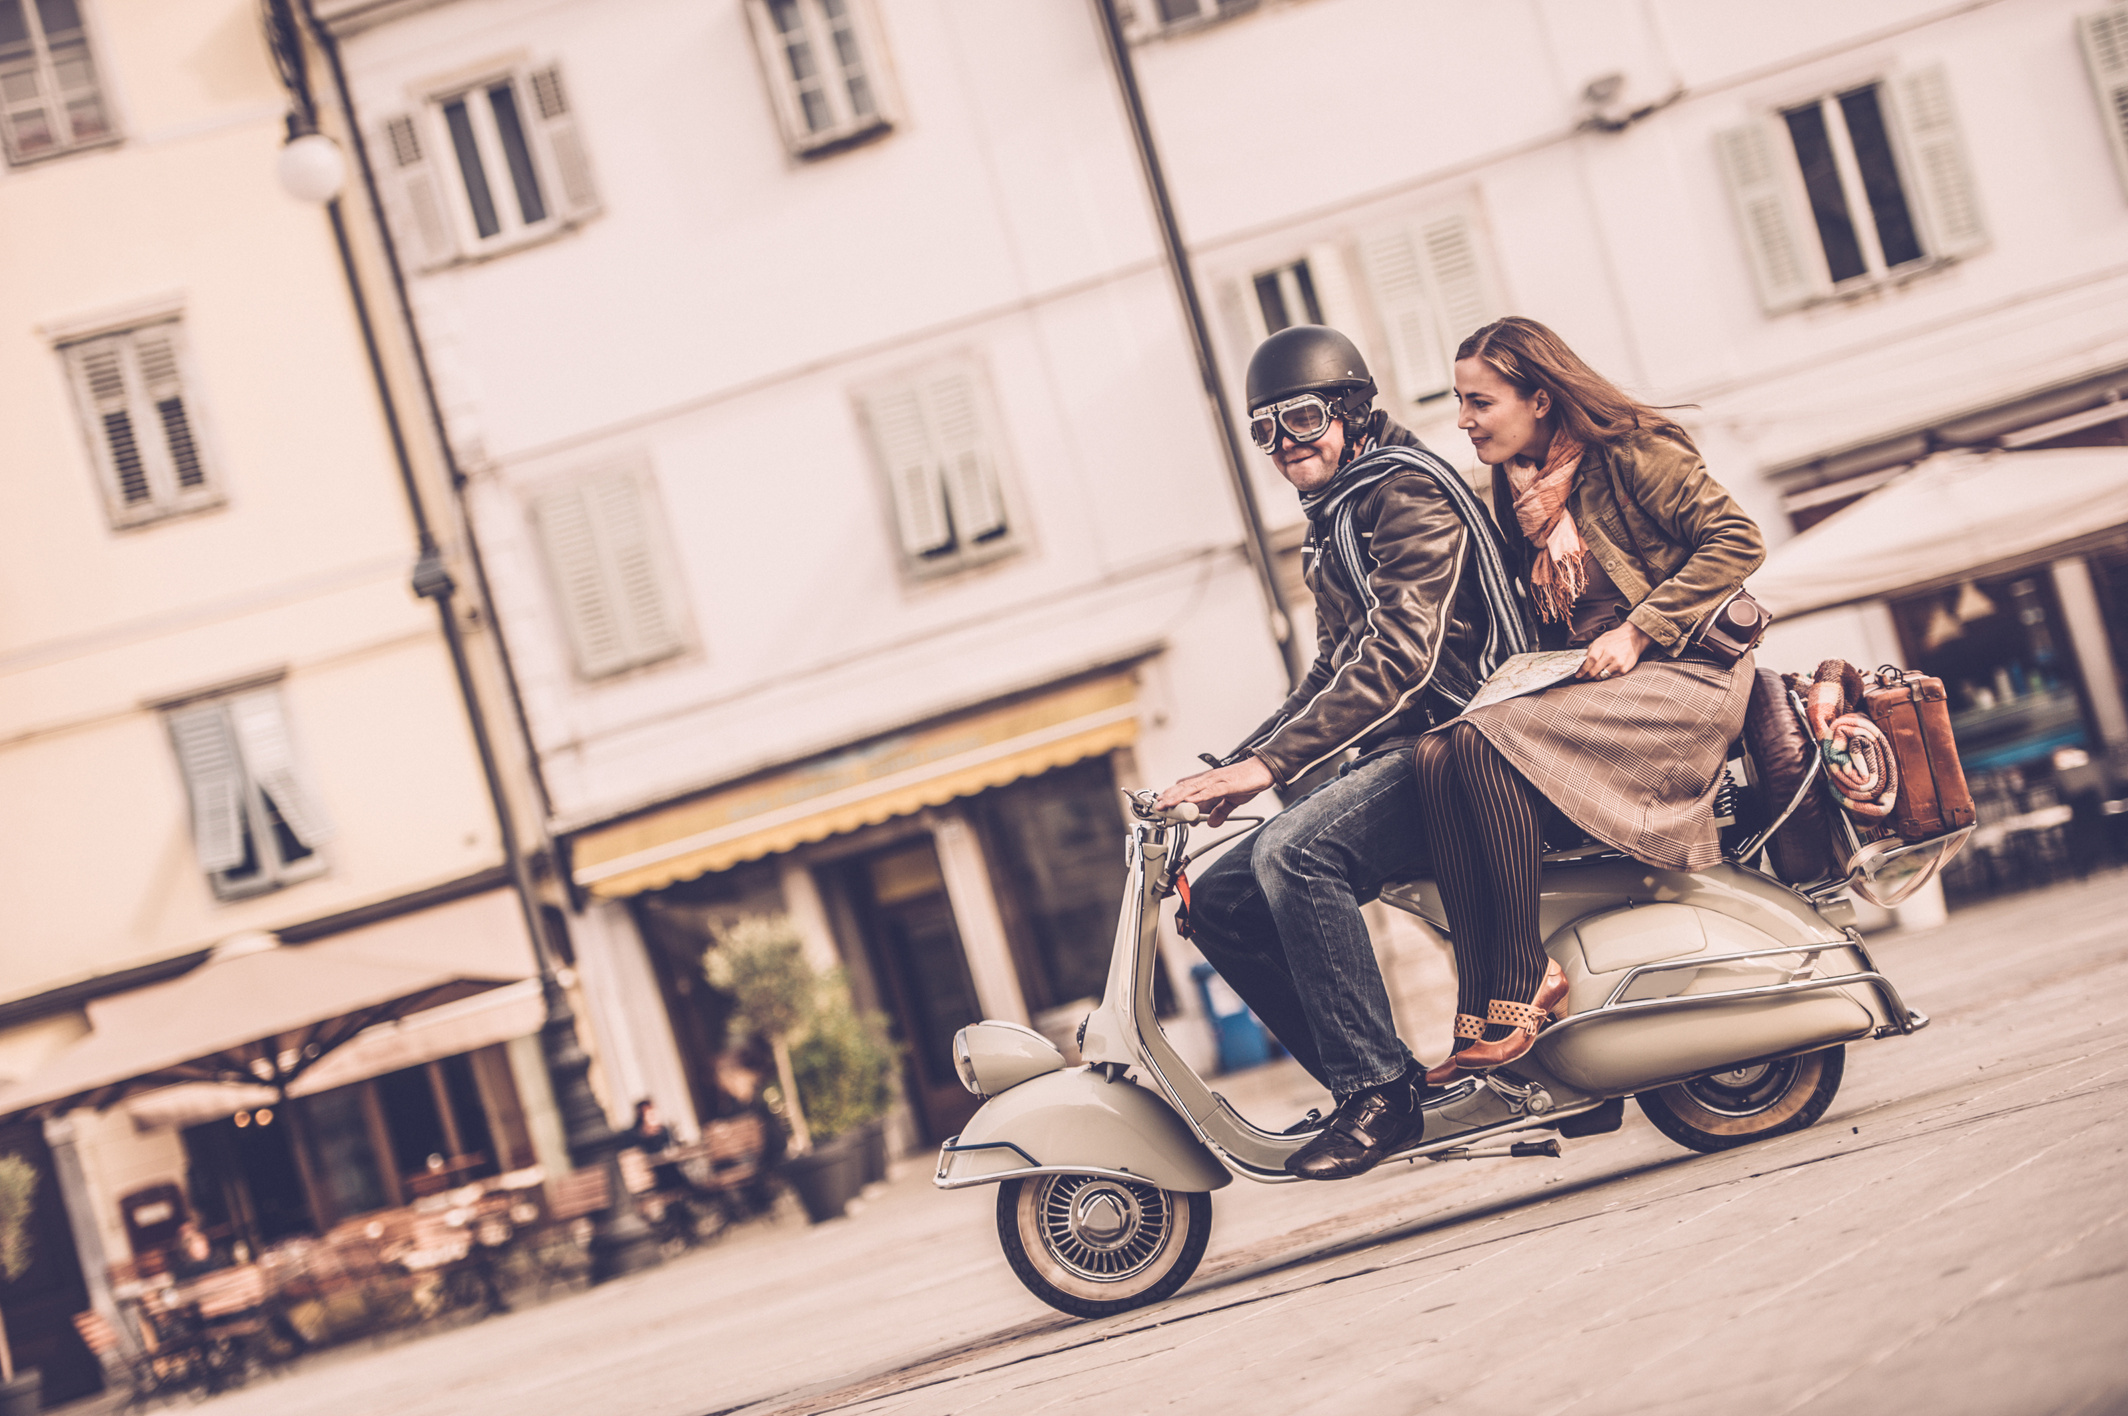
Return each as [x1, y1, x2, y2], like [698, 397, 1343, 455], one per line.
[1453, 959, 1571, 1075]
[1423, 1013, 1484, 1086]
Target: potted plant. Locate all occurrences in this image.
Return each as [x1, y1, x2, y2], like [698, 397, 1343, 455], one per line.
[789, 978, 899, 1189]
[705, 914, 817, 1156]
[0, 1153, 43, 1416]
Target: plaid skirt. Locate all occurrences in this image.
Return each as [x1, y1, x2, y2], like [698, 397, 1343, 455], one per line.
[1459, 652, 1754, 871]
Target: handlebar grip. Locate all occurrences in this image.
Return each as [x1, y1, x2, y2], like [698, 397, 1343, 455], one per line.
[1167, 802, 1202, 823]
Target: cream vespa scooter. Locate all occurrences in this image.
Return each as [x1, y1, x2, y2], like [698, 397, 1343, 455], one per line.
[935, 681, 1966, 1318]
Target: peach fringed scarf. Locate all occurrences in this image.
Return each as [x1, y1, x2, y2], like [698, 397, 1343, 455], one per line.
[1504, 432, 1591, 623]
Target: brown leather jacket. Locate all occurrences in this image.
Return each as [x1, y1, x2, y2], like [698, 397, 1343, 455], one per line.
[1491, 429, 1765, 654]
[1232, 416, 1499, 787]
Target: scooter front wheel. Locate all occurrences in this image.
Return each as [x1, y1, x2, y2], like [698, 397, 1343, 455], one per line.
[996, 1173, 1212, 1319]
[1637, 1045, 1845, 1153]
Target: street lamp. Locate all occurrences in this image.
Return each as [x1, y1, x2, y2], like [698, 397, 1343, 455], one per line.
[275, 129, 346, 204]
[263, 0, 662, 1282]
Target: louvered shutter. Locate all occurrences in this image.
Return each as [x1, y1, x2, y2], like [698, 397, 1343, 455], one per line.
[865, 385, 953, 558]
[589, 473, 683, 662]
[226, 690, 333, 848]
[925, 371, 1007, 544]
[1358, 226, 1452, 405]
[1416, 213, 1495, 356]
[375, 113, 457, 270]
[1302, 244, 1363, 340]
[2082, 6, 2128, 195]
[168, 704, 248, 874]
[529, 65, 600, 220]
[70, 336, 153, 508]
[1716, 120, 1822, 313]
[532, 473, 684, 679]
[1888, 66, 1987, 259]
[133, 326, 208, 491]
[1217, 278, 1265, 386]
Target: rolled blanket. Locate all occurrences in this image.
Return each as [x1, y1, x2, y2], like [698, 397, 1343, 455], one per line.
[1807, 660, 1898, 818]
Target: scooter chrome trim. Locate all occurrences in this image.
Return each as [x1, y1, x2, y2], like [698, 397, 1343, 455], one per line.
[1541, 972, 1911, 1041]
[934, 1140, 1176, 1194]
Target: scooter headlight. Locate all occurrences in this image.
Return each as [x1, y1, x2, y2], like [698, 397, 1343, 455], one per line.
[952, 1021, 1067, 1099]
[953, 1028, 982, 1096]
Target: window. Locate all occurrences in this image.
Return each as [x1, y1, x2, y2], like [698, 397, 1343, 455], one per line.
[529, 466, 690, 679]
[1127, 0, 1257, 37]
[859, 360, 1016, 576]
[0, 0, 113, 166]
[745, 0, 894, 155]
[1356, 210, 1499, 408]
[166, 687, 331, 900]
[1718, 66, 1986, 313]
[374, 63, 598, 271]
[2081, 5, 2128, 197]
[61, 321, 220, 528]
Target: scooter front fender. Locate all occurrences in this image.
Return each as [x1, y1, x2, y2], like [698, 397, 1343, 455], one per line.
[934, 1067, 1231, 1193]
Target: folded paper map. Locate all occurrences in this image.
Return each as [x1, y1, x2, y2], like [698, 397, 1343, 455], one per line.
[1459, 650, 1592, 715]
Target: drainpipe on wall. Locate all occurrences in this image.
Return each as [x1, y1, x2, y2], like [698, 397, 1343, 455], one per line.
[264, 0, 660, 1281]
[1089, 0, 1303, 690]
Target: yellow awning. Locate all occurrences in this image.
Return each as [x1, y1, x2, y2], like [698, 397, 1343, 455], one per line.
[572, 672, 1139, 899]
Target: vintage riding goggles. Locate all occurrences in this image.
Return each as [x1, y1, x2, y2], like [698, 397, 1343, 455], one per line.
[1248, 393, 1338, 451]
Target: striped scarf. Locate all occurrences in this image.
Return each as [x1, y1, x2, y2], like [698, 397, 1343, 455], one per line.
[1300, 443, 1534, 706]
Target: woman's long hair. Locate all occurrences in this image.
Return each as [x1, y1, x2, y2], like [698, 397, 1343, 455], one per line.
[1456, 317, 1694, 450]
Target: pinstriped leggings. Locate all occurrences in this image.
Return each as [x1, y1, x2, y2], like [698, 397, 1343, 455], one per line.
[1411, 723, 1552, 1033]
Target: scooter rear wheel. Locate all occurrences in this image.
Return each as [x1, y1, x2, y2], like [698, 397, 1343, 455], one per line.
[1637, 1045, 1845, 1153]
[996, 1174, 1212, 1319]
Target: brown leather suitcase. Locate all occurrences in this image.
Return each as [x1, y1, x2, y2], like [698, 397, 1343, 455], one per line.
[1862, 667, 1975, 842]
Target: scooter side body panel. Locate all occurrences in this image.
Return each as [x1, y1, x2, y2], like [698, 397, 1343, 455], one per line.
[1387, 862, 1891, 1095]
[938, 1066, 1232, 1193]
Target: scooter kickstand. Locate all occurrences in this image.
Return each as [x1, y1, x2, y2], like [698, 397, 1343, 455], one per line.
[1423, 1139, 1564, 1163]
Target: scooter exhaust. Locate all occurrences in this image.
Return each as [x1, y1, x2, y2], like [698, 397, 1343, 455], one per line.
[1423, 1139, 1564, 1163]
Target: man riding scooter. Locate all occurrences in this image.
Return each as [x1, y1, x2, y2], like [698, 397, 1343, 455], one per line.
[1155, 326, 1528, 1181]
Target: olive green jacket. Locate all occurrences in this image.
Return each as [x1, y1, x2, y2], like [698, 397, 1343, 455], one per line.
[1490, 428, 1766, 653]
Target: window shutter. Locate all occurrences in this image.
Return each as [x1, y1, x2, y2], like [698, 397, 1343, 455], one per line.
[529, 65, 600, 220]
[167, 705, 248, 873]
[1357, 226, 1452, 405]
[532, 472, 685, 679]
[1416, 212, 1495, 355]
[227, 690, 332, 848]
[1716, 120, 1821, 313]
[70, 336, 153, 507]
[1218, 278, 1265, 383]
[1302, 244, 1363, 339]
[2081, 6, 2128, 196]
[925, 370, 1007, 543]
[375, 113, 457, 270]
[1888, 66, 1987, 259]
[865, 386, 953, 558]
[133, 326, 207, 491]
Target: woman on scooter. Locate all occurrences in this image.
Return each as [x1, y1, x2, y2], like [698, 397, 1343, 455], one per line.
[1414, 317, 1765, 1077]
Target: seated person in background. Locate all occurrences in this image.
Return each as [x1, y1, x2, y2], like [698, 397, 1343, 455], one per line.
[167, 1220, 230, 1279]
[1413, 317, 1764, 1079]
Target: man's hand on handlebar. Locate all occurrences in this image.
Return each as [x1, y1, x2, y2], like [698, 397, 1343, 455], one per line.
[1156, 755, 1274, 827]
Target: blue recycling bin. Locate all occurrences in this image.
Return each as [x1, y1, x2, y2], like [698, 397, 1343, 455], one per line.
[1192, 962, 1271, 1074]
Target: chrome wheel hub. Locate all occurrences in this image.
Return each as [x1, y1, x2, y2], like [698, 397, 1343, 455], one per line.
[1037, 1175, 1170, 1282]
[1681, 1057, 1797, 1117]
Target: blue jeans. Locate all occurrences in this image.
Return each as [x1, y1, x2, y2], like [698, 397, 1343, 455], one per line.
[1187, 749, 1425, 1097]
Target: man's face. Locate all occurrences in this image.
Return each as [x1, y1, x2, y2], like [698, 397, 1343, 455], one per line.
[1268, 413, 1346, 493]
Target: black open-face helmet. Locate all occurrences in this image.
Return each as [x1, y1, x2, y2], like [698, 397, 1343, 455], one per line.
[1244, 325, 1375, 413]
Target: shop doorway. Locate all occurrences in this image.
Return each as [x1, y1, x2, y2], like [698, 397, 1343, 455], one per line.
[0, 1120, 101, 1404]
[830, 838, 984, 1143]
